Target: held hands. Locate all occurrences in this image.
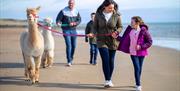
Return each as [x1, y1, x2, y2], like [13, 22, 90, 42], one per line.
[111, 31, 119, 38]
[136, 45, 141, 50]
[87, 33, 94, 38]
[48, 27, 52, 30]
[70, 22, 77, 26]
[56, 22, 61, 27]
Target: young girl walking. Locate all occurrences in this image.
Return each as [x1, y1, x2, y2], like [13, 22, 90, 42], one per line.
[117, 16, 153, 91]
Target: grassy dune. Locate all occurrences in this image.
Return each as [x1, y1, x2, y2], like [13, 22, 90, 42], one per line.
[0, 19, 27, 28]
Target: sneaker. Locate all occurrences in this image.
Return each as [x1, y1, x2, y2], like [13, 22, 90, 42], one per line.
[104, 80, 114, 88]
[108, 80, 114, 87]
[136, 86, 142, 91]
[104, 81, 109, 87]
[67, 63, 72, 67]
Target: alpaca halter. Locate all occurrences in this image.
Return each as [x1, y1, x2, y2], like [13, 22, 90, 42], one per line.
[28, 13, 39, 19]
[31, 13, 39, 18]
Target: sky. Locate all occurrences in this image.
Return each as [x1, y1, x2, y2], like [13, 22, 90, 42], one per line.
[0, 0, 180, 24]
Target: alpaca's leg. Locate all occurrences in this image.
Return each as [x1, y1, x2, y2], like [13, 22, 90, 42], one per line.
[27, 57, 35, 84]
[47, 56, 53, 68]
[34, 56, 41, 83]
[23, 53, 30, 81]
[41, 53, 44, 67]
[42, 52, 47, 68]
[29, 67, 35, 84]
[47, 51, 54, 67]
[24, 66, 30, 81]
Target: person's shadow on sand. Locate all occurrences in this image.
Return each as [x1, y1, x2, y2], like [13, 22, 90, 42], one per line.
[37, 82, 136, 91]
[0, 76, 31, 86]
[0, 63, 24, 68]
[0, 76, 135, 91]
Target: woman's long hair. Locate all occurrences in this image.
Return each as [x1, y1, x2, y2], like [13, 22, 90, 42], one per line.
[97, 0, 118, 13]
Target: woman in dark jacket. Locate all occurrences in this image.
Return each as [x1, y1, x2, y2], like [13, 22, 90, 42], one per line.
[88, 0, 123, 88]
[117, 16, 152, 91]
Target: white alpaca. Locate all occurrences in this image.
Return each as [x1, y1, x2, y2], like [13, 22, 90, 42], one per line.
[20, 6, 44, 84]
[41, 18, 55, 68]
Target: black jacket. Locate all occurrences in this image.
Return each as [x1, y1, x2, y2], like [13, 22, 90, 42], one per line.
[85, 20, 97, 44]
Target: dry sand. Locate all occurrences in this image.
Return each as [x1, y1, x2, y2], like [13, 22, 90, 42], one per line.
[0, 27, 180, 91]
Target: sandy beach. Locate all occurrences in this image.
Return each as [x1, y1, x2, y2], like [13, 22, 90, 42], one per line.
[0, 27, 180, 91]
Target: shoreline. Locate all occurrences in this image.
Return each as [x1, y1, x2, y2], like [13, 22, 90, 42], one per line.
[153, 37, 180, 51]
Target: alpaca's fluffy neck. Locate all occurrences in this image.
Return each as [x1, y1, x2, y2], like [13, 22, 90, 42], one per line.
[43, 28, 52, 36]
[28, 21, 39, 47]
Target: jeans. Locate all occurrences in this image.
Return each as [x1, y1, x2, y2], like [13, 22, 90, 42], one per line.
[99, 48, 116, 81]
[130, 55, 145, 86]
[63, 30, 77, 63]
[89, 44, 98, 64]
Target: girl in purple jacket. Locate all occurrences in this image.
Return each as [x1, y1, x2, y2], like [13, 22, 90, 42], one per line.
[117, 16, 153, 91]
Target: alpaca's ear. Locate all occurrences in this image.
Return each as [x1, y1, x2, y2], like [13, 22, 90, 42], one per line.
[36, 6, 41, 11]
[26, 8, 29, 11]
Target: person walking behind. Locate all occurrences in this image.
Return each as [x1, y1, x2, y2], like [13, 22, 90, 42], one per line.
[85, 12, 98, 65]
[56, 0, 81, 67]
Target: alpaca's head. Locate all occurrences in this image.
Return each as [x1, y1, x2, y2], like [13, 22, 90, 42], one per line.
[43, 17, 53, 27]
[26, 6, 40, 23]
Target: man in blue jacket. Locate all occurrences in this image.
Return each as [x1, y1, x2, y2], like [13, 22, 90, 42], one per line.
[56, 0, 81, 67]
